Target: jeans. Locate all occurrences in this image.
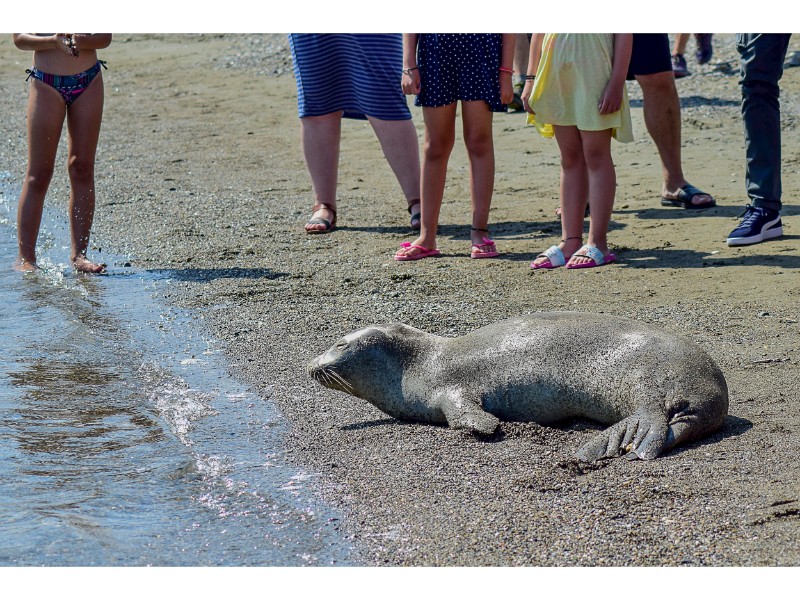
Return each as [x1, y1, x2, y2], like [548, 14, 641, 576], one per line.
[737, 33, 792, 211]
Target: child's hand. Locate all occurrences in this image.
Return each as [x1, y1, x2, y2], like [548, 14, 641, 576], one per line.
[522, 79, 535, 114]
[54, 33, 79, 58]
[401, 68, 421, 95]
[500, 74, 514, 105]
[598, 81, 623, 115]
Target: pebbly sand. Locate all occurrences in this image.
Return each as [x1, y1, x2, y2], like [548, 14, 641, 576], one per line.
[2, 34, 800, 567]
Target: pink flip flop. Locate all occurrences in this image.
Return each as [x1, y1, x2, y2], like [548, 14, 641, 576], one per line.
[394, 242, 441, 261]
[471, 237, 500, 259]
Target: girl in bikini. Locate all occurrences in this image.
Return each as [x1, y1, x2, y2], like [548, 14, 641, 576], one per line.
[12, 33, 112, 273]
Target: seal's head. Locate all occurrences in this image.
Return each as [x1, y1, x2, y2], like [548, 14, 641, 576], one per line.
[308, 323, 429, 408]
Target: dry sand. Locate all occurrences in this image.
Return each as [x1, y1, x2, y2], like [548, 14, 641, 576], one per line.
[2, 34, 800, 566]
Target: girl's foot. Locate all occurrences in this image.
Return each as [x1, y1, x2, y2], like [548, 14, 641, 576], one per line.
[530, 236, 582, 269]
[394, 241, 440, 261]
[72, 255, 107, 274]
[13, 257, 39, 272]
[470, 228, 500, 259]
[566, 244, 616, 269]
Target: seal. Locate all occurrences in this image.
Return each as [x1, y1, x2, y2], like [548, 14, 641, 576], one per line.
[307, 313, 729, 460]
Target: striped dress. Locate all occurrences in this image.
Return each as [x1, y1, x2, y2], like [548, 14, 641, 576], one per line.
[288, 34, 412, 121]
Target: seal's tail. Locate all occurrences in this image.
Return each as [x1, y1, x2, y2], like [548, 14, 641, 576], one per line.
[575, 409, 670, 461]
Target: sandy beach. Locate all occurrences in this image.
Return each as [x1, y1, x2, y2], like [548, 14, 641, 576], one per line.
[2, 33, 800, 566]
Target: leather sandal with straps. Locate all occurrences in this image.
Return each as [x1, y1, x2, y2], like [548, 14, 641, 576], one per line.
[305, 202, 337, 234]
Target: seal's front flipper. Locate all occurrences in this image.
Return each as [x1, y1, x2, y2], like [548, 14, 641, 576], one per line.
[434, 388, 499, 435]
[576, 410, 670, 461]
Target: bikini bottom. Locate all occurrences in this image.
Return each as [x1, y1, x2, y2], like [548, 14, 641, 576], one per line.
[26, 60, 107, 106]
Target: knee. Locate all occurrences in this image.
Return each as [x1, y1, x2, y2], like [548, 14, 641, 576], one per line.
[582, 146, 612, 171]
[24, 167, 54, 193]
[463, 131, 493, 159]
[424, 133, 455, 162]
[559, 147, 584, 170]
[68, 155, 95, 184]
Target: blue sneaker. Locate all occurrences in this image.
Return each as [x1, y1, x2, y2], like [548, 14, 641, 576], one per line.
[726, 205, 783, 246]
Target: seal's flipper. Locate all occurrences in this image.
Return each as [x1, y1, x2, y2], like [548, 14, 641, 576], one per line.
[576, 411, 670, 461]
[434, 389, 499, 435]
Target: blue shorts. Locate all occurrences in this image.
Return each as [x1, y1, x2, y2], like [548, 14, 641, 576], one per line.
[627, 34, 672, 80]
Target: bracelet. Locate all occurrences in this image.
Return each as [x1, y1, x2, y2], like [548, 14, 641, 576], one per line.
[499, 67, 514, 74]
[402, 66, 419, 75]
[524, 74, 536, 81]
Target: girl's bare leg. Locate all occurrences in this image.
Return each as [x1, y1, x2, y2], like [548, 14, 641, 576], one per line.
[15, 80, 66, 272]
[367, 116, 421, 213]
[66, 74, 106, 273]
[395, 103, 456, 257]
[571, 129, 615, 266]
[461, 100, 495, 247]
[531, 125, 586, 267]
[300, 112, 342, 232]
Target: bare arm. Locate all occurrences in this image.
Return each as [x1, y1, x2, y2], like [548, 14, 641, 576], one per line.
[598, 33, 632, 115]
[499, 33, 515, 104]
[72, 34, 113, 50]
[13, 33, 60, 51]
[522, 33, 545, 114]
[401, 34, 421, 95]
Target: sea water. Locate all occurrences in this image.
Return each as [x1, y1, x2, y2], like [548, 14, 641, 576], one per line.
[0, 173, 352, 566]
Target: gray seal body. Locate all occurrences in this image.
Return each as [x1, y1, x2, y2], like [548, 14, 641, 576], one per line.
[307, 312, 729, 460]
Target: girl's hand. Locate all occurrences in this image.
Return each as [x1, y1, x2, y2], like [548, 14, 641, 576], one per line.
[522, 79, 535, 114]
[598, 81, 623, 115]
[54, 33, 79, 57]
[401, 67, 421, 95]
[500, 73, 514, 105]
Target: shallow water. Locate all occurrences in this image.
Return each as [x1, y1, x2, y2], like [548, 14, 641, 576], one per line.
[0, 173, 352, 566]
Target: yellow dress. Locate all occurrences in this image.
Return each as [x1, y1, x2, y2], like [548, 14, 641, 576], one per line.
[527, 33, 633, 142]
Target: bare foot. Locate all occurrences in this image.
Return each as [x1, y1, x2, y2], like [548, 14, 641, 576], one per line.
[72, 255, 107, 274]
[13, 257, 39, 272]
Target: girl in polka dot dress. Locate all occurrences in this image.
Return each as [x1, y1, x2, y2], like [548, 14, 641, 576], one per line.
[394, 34, 515, 261]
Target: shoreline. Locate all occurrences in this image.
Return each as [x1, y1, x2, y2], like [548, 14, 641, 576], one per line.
[2, 34, 800, 566]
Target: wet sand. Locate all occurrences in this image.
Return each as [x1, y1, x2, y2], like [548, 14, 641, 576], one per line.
[2, 34, 800, 566]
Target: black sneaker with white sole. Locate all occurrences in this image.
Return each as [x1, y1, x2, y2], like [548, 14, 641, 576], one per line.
[726, 204, 783, 246]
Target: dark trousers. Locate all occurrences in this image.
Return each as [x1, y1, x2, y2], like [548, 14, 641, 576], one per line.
[738, 33, 792, 211]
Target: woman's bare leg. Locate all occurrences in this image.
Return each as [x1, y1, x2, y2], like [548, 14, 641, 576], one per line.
[367, 116, 421, 214]
[301, 111, 342, 232]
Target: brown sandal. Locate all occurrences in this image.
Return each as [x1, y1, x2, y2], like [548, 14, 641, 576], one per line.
[305, 202, 337, 234]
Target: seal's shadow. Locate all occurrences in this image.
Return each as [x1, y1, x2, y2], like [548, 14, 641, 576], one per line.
[342, 415, 753, 456]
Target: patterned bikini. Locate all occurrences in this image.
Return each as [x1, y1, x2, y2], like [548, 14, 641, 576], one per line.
[26, 60, 107, 106]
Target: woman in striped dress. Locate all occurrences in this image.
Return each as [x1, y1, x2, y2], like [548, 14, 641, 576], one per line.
[289, 34, 421, 234]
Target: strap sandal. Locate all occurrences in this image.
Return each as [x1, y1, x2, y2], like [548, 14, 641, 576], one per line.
[305, 202, 337, 234]
[407, 201, 421, 231]
[566, 244, 617, 269]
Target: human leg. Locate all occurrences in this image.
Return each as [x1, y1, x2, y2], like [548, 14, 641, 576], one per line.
[570, 129, 615, 267]
[15, 79, 66, 271]
[394, 103, 456, 259]
[531, 126, 586, 269]
[65, 72, 106, 273]
[636, 70, 715, 207]
[695, 34, 713, 65]
[671, 34, 690, 77]
[367, 115, 421, 227]
[461, 100, 498, 256]
[508, 34, 530, 111]
[300, 112, 342, 232]
[727, 33, 791, 246]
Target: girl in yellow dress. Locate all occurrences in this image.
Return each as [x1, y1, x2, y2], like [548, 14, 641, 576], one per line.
[523, 33, 633, 269]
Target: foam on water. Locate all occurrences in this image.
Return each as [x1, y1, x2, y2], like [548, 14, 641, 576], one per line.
[0, 173, 352, 566]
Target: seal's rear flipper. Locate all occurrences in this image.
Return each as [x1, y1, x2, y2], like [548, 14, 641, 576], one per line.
[434, 389, 500, 435]
[576, 411, 670, 461]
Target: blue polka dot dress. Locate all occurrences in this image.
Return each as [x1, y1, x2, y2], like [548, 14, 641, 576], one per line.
[415, 34, 506, 112]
